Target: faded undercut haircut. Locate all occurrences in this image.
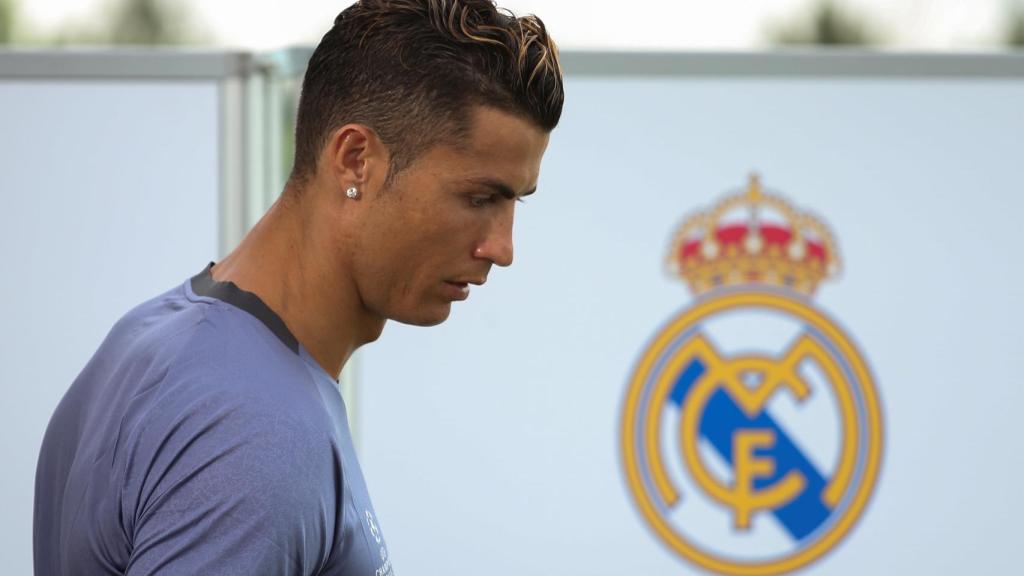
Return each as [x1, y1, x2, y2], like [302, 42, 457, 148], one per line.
[288, 0, 564, 188]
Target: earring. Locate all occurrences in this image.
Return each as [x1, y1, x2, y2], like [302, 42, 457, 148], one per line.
[345, 187, 360, 199]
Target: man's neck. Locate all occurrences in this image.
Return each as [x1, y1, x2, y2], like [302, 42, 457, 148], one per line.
[210, 195, 384, 379]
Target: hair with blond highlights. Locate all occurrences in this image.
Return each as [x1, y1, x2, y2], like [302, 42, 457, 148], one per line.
[289, 0, 564, 187]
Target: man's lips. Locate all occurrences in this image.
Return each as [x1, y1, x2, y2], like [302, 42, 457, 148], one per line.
[442, 278, 485, 301]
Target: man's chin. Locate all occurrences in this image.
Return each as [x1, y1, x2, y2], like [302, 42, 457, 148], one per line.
[390, 304, 452, 327]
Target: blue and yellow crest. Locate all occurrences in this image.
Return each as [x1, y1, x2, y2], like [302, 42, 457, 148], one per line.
[620, 175, 884, 575]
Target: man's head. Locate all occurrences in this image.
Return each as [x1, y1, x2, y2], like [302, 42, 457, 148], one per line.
[288, 0, 563, 330]
[290, 0, 563, 187]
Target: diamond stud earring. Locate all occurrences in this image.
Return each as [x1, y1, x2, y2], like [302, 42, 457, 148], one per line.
[345, 187, 360, 199]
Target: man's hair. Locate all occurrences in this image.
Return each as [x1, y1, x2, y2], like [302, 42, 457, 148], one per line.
[289, 0, 564, 187]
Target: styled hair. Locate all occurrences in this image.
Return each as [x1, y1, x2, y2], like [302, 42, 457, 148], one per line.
[289, 0, 564, 187]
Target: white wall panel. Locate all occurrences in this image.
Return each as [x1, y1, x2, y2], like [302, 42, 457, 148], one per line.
[0, 77, 221, 575]
[358, 70, 1024, 575]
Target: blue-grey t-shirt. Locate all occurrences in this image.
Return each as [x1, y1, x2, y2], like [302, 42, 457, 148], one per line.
[34, 264, 393, 575]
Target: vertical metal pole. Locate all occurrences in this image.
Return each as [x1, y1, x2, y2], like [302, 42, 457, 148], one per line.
[218, 74, 247, 258]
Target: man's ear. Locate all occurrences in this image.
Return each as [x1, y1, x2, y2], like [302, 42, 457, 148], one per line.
[323, 124, 389, 191]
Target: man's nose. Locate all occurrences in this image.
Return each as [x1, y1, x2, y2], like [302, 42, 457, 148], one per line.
[473, 210, 514, 267]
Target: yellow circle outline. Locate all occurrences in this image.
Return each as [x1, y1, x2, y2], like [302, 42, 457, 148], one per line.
[620, 290, 883, 575]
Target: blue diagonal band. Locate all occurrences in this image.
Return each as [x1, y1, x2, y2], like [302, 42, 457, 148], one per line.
[671, 357, 832, 541]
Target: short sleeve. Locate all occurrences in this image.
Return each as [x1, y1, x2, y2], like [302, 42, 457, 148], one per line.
[121, 393, 341, 576]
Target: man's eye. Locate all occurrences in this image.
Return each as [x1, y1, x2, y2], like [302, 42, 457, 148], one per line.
[468, 194, 525, 207]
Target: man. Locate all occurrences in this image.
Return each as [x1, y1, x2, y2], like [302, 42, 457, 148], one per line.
[33, 0, 563, 573]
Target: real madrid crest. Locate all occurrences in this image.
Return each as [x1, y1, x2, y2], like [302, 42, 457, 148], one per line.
[620, 175, 884, 575]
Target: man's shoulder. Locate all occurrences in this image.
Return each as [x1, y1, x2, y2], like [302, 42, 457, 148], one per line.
[183, 302, 335, 423]
[119, 362, 343, 572]
[129, 309, 336, 440]
[103, 276, 343, 485]
[108, 282, 340, 464]
[120, 324, 341, 503]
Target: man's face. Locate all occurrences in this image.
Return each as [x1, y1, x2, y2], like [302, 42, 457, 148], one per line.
[352, 106, 550, 326]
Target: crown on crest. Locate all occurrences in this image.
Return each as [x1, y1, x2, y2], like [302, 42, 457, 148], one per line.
[667, 174, 841, 297]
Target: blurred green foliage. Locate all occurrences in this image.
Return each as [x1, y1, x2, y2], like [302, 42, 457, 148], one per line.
[2, 0, 1023, 49]
[767, 0, 882, 46]
[1008, 4, 1024, 45]
[1, 0, 206, 46]
[104, 0, 203, 44]
[0, 0, 17, 43]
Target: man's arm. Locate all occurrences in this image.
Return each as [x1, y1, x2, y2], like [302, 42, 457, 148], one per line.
[121, 396, 340, 575]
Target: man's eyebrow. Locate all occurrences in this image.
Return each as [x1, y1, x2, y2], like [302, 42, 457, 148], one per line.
[467, 177, 537, 199]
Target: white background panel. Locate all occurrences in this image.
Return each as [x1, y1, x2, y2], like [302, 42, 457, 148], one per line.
[359, 77, 1024, 575]
[0, 80, 221, 575]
